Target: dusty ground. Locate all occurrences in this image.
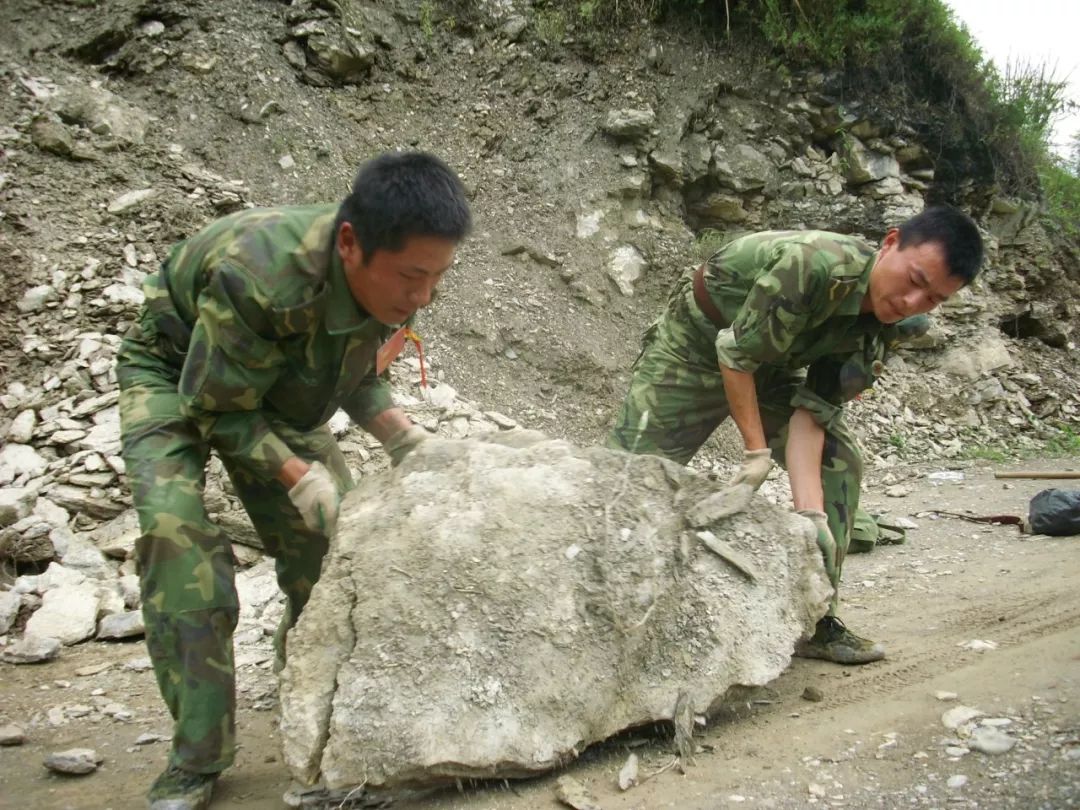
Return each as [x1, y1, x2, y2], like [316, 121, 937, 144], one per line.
[2, 455, 1077, 810]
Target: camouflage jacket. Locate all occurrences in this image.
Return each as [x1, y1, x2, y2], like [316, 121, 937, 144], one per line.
[690, 230, 918, 429]
[141, 204, 397, 472]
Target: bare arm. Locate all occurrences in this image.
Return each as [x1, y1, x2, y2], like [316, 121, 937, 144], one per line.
[786, 407, 825, 511]
[362, 406, 413, 445]
[721, 366, 768, 451]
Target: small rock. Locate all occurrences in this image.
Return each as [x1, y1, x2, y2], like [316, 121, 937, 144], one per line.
[0, 634, 61, 663]
[0, 724, 26, 745]
[927, 470, 965, 483]
[968, 726, 1017, 754]
[75, 662, 113, 677]
[555, 775, 601, 810]
[884, 484, 912, 498]
[484, 411, 518, 429]
[801, 685, 824, 702]
[43, 748, 103, 775]
[934, 690, 958, 701]
[97, 610, 145, 640]
[107, 188, 157, 214]
[942, 705, 984, 730]
[946, 774, 968, 789]
[958, 639, 998, 652]
[617, 752, 639, 790]
[944, 746, 969, 757]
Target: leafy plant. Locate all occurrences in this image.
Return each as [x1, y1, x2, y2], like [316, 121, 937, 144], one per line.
[1042, 424, 1080, 457]
[419, 0, 436, 40]
[534, 7, 569, 44]
[962, 445, 1010, 462]
[695, 227, 729, 259]
[1039, 157, 1080, 239]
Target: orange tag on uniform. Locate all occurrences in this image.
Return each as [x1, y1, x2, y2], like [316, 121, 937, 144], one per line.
[376, 327, 408, 375]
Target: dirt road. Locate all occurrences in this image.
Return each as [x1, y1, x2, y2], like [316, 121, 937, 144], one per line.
[2, 457, 1078, 810]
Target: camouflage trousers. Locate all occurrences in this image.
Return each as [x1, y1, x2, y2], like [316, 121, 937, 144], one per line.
[607, 298, 861, 615]
[115, 317, 352, 774]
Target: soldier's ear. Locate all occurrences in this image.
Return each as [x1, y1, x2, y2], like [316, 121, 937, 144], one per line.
[337, 222, 365, 267]
[881, 228, 901, 251]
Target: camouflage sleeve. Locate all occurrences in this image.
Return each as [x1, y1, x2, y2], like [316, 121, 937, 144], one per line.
[178, 262, 295, 474]
[343, 373, 396, 428]
[714, 244, 827, 373]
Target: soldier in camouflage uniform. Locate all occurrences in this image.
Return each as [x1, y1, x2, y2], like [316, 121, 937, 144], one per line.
[115, 151, 471, 809]
[608, 205, 982, 665]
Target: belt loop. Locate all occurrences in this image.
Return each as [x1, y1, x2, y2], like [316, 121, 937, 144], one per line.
[693, 263, 728, 328]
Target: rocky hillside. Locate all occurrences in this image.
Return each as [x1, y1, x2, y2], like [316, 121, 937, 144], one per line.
[2, 0, 1080, 557]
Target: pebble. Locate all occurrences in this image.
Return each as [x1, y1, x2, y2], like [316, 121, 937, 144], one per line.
[43, 748, 103, 775]
[0, 724, 26, 745]
[802, 686, 824, 702]
[935, 691, 959, 701]
[0, 634, 61, 663]
[968, 726, 1017, 754]
[958, 639, 998, 652]
[946, 774, 968, 789]
[942, 706, 983, 730]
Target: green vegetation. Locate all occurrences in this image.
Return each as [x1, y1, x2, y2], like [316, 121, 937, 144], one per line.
[419, 1, 435, 39]
[1040, 148, 1080, 239]
[887, 432, 906, 452]
[694, 227, 729, 259]
[962, 444, 1010, 463]
[529, 0, 1078, 235]
[1043, 424, 1080, 457]
[534, 7, 569, 44]
[955, 423, 1080, 463]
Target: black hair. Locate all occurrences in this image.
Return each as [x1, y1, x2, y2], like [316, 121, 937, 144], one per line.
[897, 205, 983, 284]
[336, 151, 471, 261]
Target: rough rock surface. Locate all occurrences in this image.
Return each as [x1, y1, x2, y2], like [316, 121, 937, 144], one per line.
[280, 432, 831, 790]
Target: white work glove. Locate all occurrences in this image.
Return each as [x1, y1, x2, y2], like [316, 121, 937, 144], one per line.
[287, 461, 341, 535]
[383, 424, 431, 467]
[727, 448, 773, 491]
[796, 509, 838, 585]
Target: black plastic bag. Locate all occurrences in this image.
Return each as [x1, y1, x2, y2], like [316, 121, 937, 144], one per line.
[1028, 489, 1080, 536]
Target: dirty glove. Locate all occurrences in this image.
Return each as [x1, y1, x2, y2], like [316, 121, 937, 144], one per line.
[797, 509, 838, 586]
[287, 461, 340, 535]
[727, 448, 773, 491]
[383, 424, 431, 467]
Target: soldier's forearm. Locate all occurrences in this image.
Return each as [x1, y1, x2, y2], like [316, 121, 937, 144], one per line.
[277, 456, 310, 489]
[720, 365, 767, 451]
[786, 407, 825, 511]
[362, 407, 414, 446]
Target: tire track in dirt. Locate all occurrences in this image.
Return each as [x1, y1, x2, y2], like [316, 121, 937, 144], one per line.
[789, 579, 1080, 713]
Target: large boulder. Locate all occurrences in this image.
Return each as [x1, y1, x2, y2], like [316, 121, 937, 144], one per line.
[280, 432, 830, 792]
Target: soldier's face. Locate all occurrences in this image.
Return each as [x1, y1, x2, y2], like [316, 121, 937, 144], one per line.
[338, 224, 457, 325]
[864, 230, 964, 323]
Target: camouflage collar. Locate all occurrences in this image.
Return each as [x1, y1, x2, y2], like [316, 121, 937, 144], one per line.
[832, 250, 876, 319]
